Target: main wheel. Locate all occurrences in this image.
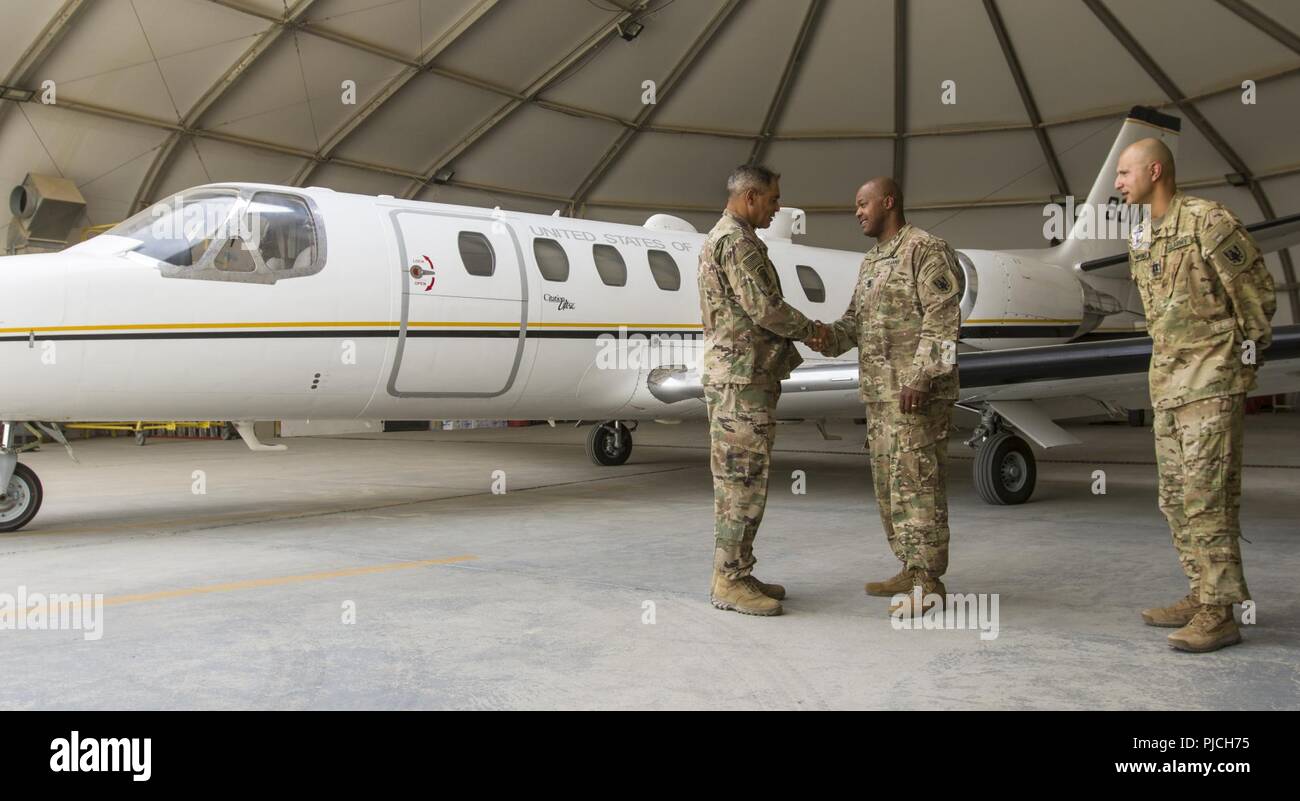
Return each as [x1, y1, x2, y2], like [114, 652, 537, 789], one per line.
[586, 422, 632, 466]
[0, 463, 44, 533]
[973, 431, 1036, 505]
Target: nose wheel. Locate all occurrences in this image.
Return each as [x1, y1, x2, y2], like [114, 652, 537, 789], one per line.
[586, 421, 633, 466]
[0, 463, 43, 533]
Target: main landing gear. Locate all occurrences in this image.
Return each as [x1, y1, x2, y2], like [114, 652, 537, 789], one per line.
[0, 422, 43, 533]
[965, 407, 1036, 505]
[585, 421, 635, 466]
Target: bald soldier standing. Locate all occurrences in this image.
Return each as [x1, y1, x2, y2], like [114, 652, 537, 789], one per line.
[1115, 138, 1276, 652]
[698, 164, 831, 616]
[809, 178, 962, 617]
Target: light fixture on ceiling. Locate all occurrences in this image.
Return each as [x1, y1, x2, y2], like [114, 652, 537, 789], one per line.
[432, 167, 455, 185]
[0, 85, 35, 102]
[617, 20, 644, 41]
[1225, 172, 1249, 187]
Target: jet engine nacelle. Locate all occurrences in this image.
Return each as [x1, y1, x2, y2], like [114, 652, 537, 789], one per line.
[956, 249, 1120, 349]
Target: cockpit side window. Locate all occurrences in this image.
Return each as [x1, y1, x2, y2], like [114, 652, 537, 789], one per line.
[249, 193, 321, 278]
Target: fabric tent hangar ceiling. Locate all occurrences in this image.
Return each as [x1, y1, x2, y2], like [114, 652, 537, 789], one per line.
[1, 0, 1298, 322]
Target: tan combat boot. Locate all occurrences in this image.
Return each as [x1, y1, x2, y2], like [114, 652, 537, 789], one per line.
[749, 576, 786, 600]
[711, 572, 783, 616]
[887, 570, 946, 618]
[1140, 593, 1200, 627]
[865, 566, 913, 597]
[1167, 605, 1241, 653]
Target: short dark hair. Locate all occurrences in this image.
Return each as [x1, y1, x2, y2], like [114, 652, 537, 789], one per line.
[727, 164, 780, 197]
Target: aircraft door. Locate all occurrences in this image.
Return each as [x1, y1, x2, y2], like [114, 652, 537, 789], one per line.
[387, 209, 527, 397]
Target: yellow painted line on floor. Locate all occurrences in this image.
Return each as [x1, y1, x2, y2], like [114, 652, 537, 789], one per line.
[102, 555, 477, 607]
[20, 505, 415, 537]
[6, 556, 478, 618]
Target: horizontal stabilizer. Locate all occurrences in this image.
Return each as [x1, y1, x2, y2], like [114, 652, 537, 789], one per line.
[1080, 211, 1300, 274]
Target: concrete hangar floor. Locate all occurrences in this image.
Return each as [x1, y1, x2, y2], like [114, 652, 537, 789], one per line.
[1, 414, 1297, 711]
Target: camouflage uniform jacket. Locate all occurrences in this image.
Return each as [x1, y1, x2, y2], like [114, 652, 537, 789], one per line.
[698, 209, 815, 385]
[1128, 192, 1276, 410]
[827, 223, 962, 401]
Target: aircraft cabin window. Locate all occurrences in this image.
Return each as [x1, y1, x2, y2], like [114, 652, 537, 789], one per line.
[796, 264, 826, 303]
[108, 189, 326, 285]
[533, 238, 569, 281]
[647, 249, 681, 291]
[593, 244, 627, 287]
[459, 231, 496, 277]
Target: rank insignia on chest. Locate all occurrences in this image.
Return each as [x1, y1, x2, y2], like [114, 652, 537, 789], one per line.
[1224, 244, 1246, 266]
[934, 275, 951, 293]
[865, 278, 873, 289]
[1151, 261, 1161, 277]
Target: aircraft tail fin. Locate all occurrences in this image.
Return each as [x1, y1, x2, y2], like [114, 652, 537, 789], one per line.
[1055, 105, 1181, 269]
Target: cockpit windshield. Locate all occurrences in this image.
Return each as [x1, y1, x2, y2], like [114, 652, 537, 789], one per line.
[106, 190, 241, 268]
[104, 187, 326, 284]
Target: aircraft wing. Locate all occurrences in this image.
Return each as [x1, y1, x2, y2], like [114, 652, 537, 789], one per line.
[1079, 212, 1300, 278]
[755, 324, 1300, 448]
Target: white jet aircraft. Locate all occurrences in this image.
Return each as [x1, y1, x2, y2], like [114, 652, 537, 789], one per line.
[2, 106, 1298, 531]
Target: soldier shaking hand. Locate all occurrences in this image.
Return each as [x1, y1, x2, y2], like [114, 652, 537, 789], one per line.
[698, 164, 832, 617]
[809, 177, 962, 620]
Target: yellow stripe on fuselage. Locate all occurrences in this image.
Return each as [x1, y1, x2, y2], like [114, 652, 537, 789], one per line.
[963, 318, 1082, 324]
[0, 321, 705, 334]
[2, 318, 1093, 335]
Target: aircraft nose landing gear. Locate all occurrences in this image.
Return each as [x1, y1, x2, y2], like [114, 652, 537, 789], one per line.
[1, 423, 43, 532]
[586, 421, 634, 466]
[966, 408, 1037, 505]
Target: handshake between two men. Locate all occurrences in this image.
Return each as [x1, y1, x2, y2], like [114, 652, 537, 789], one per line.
[800, 321, 933, 415]
[700, 166, 959, 619]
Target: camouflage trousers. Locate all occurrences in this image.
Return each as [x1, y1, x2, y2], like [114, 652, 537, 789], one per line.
[1153, 392, 1250, 605]
[866, 397, 953, 577]
[705, 382, 782, 580]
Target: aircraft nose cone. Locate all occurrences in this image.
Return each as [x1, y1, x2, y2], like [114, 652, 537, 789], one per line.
[0, 251, 68, 334]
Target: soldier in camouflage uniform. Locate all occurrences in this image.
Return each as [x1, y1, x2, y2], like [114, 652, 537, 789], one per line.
[1116, 138, 1276, 652]
[698, 164, 831, 616]
[810, 177, 962, 619]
